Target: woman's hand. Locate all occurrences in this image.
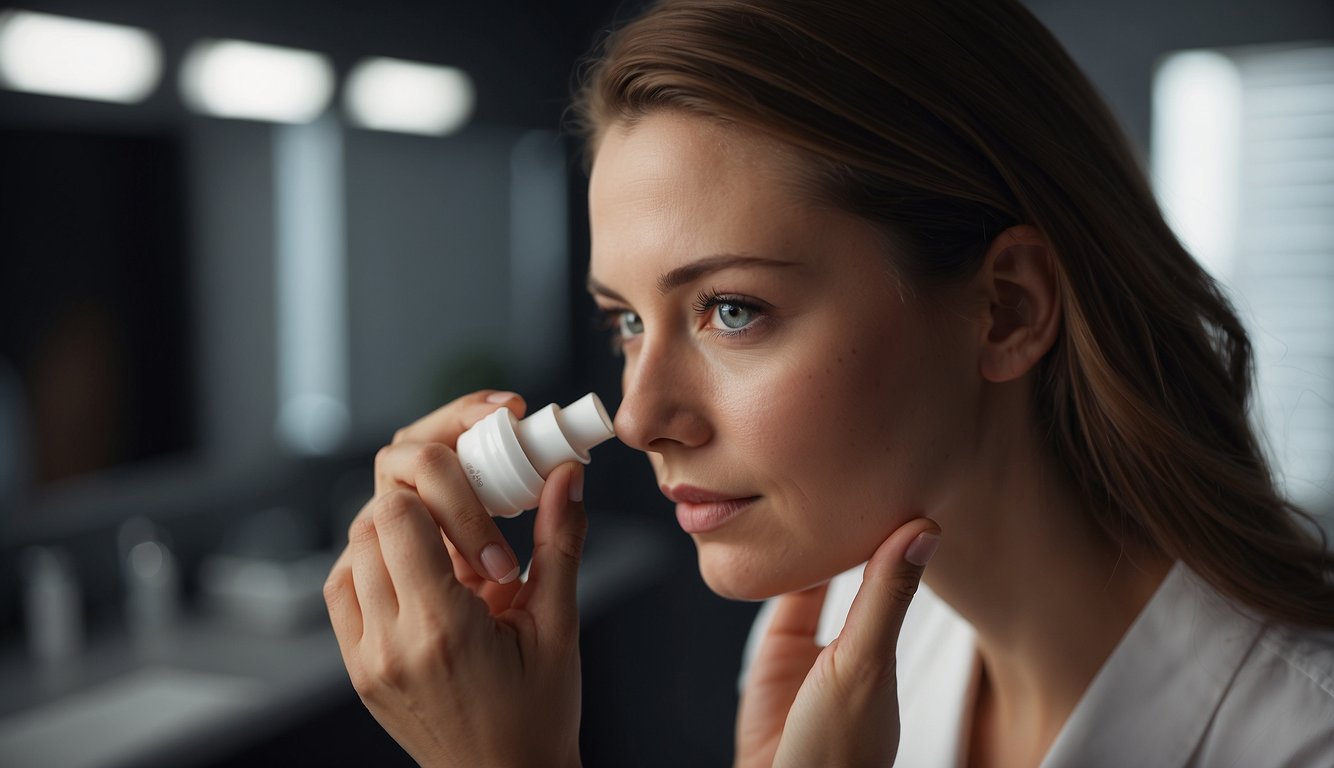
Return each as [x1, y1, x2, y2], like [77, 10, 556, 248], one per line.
[323, 391, 586, 768]
[735, 518, 941, 768]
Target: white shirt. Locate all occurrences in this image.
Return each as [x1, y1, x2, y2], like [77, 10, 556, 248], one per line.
[741, 561, 1334, 766]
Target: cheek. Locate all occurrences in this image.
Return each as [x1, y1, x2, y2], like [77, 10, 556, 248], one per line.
[762, 323, 947, 523]
[693, 323, 971, 599]
[758, 330, 915, 473]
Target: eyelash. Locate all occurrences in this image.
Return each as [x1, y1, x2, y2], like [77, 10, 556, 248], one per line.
[593, 289, 769, 356]
[592, 308, 629, 355]
[692, 289, 766, 339]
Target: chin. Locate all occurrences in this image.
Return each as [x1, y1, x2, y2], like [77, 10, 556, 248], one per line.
[694, 540, 837, 601]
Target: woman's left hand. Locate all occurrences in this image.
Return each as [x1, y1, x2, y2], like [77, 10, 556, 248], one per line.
[735, 518, 941, 768]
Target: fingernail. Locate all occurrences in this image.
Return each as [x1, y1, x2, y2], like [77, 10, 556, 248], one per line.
[905, 532, 940, 567]
[568, 464, 584, 503]
[481, 543, 519, 583]
[486, 391, 519, 404]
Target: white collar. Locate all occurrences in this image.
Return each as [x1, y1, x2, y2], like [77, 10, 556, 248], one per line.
[795, 559, 1274, 766]
[1039, 561, 1267, 767]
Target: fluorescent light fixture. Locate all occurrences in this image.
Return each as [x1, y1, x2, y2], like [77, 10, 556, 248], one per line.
[1150, 50, 1244, 281]
[0, 10, 161, 103]
[275, 116, 350, 456]
[344, 57, 475, 136]
[181, 39, 333, 124]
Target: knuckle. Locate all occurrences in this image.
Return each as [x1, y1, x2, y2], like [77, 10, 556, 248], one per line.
[322, 570, 348, 606]
[347, 663, 374, 698]
[845, 653, 897, 689]
[412, 627, 455, 673]
[557, 524, 588, 564]
[888, 577, 921, 605]
[374, 444, 394, 472]
[372, 489, 421, 528]
[412, 442, 453, 475]
[347, 514, 378, 545]
[366, 645, 408, 689]
[415, 608, 447, 644]
[536, 526, 586, 568]
[372, 446, 395, 492]
[450, 507, 494, 545]
[391, 427, 411, 445]
[346, 499, 375, 539]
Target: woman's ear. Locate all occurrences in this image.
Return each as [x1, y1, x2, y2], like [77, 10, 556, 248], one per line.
[976, 225, 1062, 383]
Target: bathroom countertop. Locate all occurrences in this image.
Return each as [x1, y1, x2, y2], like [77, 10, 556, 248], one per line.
[0, 514, 672, 768]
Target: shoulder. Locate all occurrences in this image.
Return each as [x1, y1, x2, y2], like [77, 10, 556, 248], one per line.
[1240, 620, 1334, 711]
[1194, 612, 1334, 764]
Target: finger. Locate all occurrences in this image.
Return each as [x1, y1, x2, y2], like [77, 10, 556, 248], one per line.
[441, 527, 487, 593]
[837, 517, 941, 664]
[514, 462, 587, 639]
[349, 509, 400, 627]
[324, 555, 364, 646]
[765, 582, 831, 642]
[373, 488, 465, 618]
[375, 441, 520, 584]
[477, 578, 524, 616]
[323, 558, 371, 692]
[438, 528, 523, 616]
[392, 390, 527, 446]
[339, 497, 378, 561]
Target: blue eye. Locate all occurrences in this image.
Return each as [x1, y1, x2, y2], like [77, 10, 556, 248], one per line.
[693, 290, 768, 336]
[618, 310, 644, 337]
[714, 302, 754, 330]
[594, 306, 643, 356]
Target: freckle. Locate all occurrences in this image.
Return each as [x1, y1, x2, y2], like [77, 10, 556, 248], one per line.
[824, 367, 830, 375]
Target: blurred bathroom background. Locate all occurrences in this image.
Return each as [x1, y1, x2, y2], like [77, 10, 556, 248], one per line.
[0, 1, 1330, 766]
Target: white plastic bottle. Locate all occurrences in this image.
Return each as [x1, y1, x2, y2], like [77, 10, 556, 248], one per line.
[455, 392, 615, 517]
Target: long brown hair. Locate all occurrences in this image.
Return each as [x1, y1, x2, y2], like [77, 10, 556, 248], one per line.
[571, 0, 1334, 627]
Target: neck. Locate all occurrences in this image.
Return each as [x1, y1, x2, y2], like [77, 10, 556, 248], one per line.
[924, 381, 1172, 745]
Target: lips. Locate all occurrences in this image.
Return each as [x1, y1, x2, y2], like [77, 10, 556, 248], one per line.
[662, 484, 760, 534]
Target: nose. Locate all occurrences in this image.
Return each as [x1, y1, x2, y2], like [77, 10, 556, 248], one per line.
[613, 339, 712, 453]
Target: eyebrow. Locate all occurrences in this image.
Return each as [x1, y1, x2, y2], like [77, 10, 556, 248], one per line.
[586, 253, 800, 302]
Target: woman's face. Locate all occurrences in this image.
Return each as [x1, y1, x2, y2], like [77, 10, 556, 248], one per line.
[588, 112, 983, 599]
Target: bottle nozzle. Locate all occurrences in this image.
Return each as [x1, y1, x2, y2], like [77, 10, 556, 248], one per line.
[456, 392, 616, 517]
[513, 393, 615, 477]
[557, 393, 615, 459]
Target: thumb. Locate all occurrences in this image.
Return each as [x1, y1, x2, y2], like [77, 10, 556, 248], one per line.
[835, 517, 941, 667]
[519, 461, 587, 638]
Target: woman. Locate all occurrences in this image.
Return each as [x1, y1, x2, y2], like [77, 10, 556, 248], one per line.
[323, 0, 1334, 765]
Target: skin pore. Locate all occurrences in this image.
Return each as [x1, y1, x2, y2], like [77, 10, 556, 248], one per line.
[586, 111, 1171, 766]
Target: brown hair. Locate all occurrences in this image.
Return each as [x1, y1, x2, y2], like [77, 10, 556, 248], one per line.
[571, 0, 1334, 627]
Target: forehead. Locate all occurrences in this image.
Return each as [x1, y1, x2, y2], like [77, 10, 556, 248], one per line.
[587, 113, 815, 277]
[589, 112, 801, 198]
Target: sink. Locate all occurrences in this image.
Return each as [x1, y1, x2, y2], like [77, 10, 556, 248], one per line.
[0, 666, 263, 768]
